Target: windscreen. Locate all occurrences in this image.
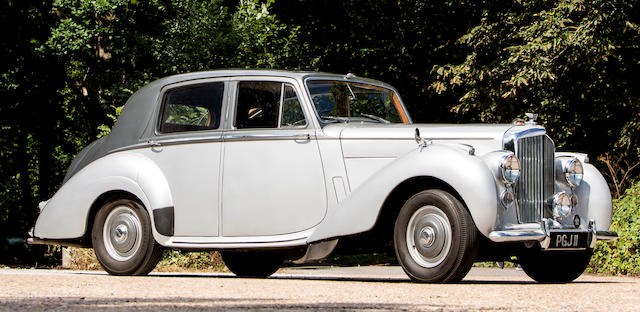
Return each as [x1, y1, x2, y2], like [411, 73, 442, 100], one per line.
[306, 80, 409, 124]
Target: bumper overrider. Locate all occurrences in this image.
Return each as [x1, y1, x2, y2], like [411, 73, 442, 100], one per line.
[489, 219, 618, 250]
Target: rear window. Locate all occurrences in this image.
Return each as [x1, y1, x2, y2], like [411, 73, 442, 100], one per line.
[159, 83, 224, 133]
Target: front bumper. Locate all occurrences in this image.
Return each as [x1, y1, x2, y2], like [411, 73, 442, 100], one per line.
[489, 219, 617, 250]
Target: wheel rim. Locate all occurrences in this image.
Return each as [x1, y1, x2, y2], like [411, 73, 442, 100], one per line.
[406, 205, 452, 268]
[103, 205, 143, 261]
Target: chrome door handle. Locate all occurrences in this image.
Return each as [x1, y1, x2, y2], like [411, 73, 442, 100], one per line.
[294, 134, 311, 142]
[148, 140, 163, 152]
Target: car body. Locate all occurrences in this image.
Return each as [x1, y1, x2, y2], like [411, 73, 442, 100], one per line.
[29, 70, 617, 282]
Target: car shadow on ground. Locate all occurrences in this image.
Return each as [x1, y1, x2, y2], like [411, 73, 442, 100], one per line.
[72, 270, 619, 285]
[0, 297, 418, 311]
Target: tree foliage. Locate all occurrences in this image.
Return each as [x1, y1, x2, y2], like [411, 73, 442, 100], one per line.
[590, 180, 640, 275]
[1, 0, 639, 268]
[432, 0, 640, 190]
[0, 0, 296, 265]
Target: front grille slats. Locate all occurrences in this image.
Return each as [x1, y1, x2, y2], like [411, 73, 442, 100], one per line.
[515, 135, 554, 223]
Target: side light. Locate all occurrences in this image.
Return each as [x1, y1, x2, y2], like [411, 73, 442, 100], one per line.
[500, 189, 515, 209]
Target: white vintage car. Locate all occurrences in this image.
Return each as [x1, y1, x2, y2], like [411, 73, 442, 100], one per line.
[29, 70, 617, 282]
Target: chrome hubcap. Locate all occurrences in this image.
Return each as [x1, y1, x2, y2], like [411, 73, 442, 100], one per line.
[406, 206, 452, 268]
[103, 206, 142, 261]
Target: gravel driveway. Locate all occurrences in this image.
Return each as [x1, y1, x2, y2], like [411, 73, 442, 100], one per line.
[1, 266, 638, 311]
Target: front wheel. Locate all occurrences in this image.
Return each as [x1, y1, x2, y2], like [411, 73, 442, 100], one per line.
[221, 251, 284, 278]
[517, 247, 593, 283]
[92, 198, 163, 275]
[394, 189, 478, 283]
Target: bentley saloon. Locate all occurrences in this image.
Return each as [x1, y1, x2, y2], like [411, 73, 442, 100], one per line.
[29, 70, 617, 283]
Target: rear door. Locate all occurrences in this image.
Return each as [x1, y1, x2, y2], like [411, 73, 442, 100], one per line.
[221, 78, 327, 237]
[142, 79, 226, 237]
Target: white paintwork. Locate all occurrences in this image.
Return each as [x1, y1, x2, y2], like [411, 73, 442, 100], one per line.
[32, 71, 615, 257]
[34, 151, 172, 240]
[576, 163, 613, 230]
[221, 132, 327, 237]
[344, 158, 396, 190]
[308, 142, 499, 242]
[138, 141, 222, 237]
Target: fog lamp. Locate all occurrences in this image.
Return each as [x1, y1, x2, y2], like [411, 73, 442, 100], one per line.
[552, 192, 573, 220]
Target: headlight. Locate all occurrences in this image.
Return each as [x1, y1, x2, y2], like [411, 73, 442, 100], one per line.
[552, 192, 573, 220]
[499, 154, 521, 184]
[563, 158, 583, 188]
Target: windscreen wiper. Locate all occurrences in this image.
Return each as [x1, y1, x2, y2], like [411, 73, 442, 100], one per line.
[360, 114, 390, 124]
[320, 115, 351, 123]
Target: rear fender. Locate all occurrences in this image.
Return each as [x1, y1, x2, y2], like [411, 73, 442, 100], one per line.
[33, 151, 173, 241]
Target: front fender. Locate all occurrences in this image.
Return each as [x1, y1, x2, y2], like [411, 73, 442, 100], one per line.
[34, 151, 173, 240]
[308, 143, 498, 243]
[574, 163, 613, 230]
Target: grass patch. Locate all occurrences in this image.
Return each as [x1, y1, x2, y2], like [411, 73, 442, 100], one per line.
[66, 248, 227, 272]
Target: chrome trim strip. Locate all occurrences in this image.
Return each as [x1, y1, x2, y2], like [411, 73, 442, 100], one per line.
[596, 231, 618, 241]
[338, 137, 494, 141]
[488, 229, 546, 242]
[223, 132, 312, 142]
[27, 237, 85, 248]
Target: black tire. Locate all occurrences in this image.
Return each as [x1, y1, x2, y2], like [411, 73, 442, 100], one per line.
[92, 198, 163, 276]
[518, 247, 593, 283]
[221, 250, 284, 278]
[394, 189, 478, 283]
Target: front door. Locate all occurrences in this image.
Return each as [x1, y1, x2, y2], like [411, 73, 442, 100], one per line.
[221, 79, 327, 237]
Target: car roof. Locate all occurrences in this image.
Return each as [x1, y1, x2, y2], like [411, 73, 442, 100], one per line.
[63, 70, 394, 182]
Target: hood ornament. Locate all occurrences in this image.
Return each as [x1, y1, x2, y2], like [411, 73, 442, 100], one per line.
[525, 112, 538, 124]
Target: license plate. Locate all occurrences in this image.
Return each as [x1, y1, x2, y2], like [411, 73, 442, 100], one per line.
[549, 232, 589, 249]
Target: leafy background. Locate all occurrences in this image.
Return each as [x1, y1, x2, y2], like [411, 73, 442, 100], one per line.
[1, 0, 638, 273]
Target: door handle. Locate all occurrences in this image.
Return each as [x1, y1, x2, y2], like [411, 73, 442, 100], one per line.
[148, 140, 163, 152]
[294, 134, 311, 143]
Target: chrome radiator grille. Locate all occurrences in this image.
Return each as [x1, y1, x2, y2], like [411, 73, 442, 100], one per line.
[515, 135, 555, 223]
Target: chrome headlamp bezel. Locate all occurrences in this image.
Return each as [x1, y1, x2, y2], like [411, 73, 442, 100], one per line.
[563, 157, 583, 188]
[499, 154, 521, 184]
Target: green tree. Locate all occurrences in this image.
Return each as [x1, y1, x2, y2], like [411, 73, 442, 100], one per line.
[0, 0, 297, 265]
[431, 0, 640, 192]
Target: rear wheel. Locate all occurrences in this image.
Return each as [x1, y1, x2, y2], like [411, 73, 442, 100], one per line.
[394, 189, 478, 283]
[518, 247, 593, 283]
[92, 198, 163, 276]
[221, 250, 284, 278]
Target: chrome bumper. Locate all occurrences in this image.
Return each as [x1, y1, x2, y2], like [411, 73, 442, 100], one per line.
[489, 219, 618, 250]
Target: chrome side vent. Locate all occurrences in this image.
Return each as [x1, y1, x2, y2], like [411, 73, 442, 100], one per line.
[515, 135, 555, 223]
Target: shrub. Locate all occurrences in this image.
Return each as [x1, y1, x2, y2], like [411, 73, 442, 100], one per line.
[589, 180, 640, 275]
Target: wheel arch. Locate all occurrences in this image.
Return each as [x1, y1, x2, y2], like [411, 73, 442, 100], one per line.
[374, 176, 468, 239]
[83, 190, 146, 247]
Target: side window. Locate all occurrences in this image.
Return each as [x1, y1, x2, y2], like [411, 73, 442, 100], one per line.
[159, 82, 224, 133]
[235, 81, 306, 129]
[280, 84, 306, 127]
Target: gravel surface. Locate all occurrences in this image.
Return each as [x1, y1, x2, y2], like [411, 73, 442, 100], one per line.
[1, 266, 638, 311]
